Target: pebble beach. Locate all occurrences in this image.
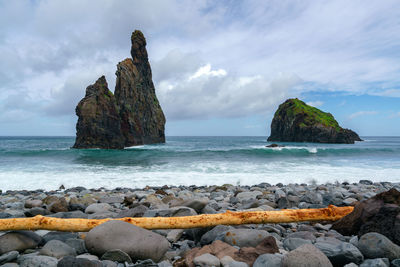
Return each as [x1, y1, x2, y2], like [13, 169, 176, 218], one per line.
[0, 180, 399, 266]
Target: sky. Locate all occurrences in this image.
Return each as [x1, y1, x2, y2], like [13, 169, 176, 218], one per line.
[1, 0, 400, 136]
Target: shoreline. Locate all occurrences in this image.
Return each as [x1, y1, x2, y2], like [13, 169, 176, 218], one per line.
[0, 180, 399, 266]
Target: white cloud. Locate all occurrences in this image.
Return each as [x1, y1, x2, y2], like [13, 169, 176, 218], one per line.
[348, 111, 378, 120]
[306, 101, 324, 107]
[156, 60, 301, 119]
[189, 64, 227, 81]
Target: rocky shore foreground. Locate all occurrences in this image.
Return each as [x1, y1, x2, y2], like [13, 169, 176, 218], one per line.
[0, 180, 399, 267]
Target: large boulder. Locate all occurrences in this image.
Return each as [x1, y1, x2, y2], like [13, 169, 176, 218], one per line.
[0, 231, 43, 254]
[358, 232, 400, 260]
[268, 98, 362, 144]
[281, 244, 333, 267]
[314, 237, 363, 266]
[332, 188, 400, 245]
[85, 220, 169, 262]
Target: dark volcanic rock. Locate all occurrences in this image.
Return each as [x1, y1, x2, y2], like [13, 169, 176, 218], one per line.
[73, 30, 165, 149]
[268, 98, 362, 144]
[115, 31, 166, 146]
[332, 188, 400, 245]
[73, 76, 125, 149]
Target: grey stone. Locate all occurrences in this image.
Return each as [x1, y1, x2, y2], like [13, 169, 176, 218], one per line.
[158, 260, 173, 267]
[359, 258, 389, 267]
[7, 209, 25, 218]
[116, 205, 148, 218]
[166, 229, 184, 243]
[228, 261, 248, 267]
[277, 195, 300, 209]
[275, 189, 286, 200]
[222, 229, 270, 247]
[0, 231, 43, 254]
[314, 239, 363, 265]
[143, 206, 196, 217]
[314, 223, 331, 231]
[99, 196, 124, 204]
[0, 263, 19, 267]
[24, 199, 43, 208]
[185, 227, 212, 243]
[6, 202, 23, 209]
[236, 191, 262, 202]
[301, 192, 323, 204]
[281, 244, 333, 267]
[253, 253, 283, 267]
[349, 236, 358, 247]
[57, 256, 101, 267]
[43, 231, 78, 243]
[358, 232, 400, 260]
[88, 211, 117, 219]
[76, 254, 99, 261]
[193, 253, 220, 267]
[85, 220, 169, 262]
[24, 207, 50, 217]
[286, 231, 316, 242]
[342, 198, 358, 206]
[101, 249, 132, 263]
[18, 255, 58, 267]
[392, 259, 400, 267]
[171, 198, 209, 213]
[220, 256, 248, 267]
[47, 210, 88, 218]
[343, 263, 358, 267]
[0, 212, 12, 219]
[102, 260, 118, 267]
[39, 240, 76, 259]
[85, 203, 112, 214]
[200, 225, 234, 245]
[0, 251, 19, 264]
[297, 224, 317, 232]
[283, 238, 312, 251]
[65, 238, 87, 254]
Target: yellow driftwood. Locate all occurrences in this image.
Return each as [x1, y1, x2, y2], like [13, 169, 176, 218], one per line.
[0, 205, 353, 232]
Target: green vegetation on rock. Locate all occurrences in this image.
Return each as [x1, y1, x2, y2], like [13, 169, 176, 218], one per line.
[268, 98, 362, 143]
[280, 98, 340, 131]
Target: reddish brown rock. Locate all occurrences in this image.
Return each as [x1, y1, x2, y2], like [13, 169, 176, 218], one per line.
[43, 196, 69, 213]
[332, 188, 400, 245]
[184, 240, 238, 267]
[184, 237, 279, 267]
[235, 236, 280, 266]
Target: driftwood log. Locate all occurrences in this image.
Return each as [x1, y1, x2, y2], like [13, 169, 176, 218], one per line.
[0, 205, 353, 232]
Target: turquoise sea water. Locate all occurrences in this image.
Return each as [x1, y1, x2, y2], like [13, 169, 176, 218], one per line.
[0, 136, 399, 190]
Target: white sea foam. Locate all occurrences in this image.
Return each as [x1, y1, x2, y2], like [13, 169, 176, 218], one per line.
[0, 160, 399, 191]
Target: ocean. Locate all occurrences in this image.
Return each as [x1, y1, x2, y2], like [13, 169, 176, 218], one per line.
[0, 136, 399, 191]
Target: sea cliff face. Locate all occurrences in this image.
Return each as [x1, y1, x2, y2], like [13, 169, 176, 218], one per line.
[73, 76, 125, 149]
[73, 30, 165, 149]
[267, 98, 362, 144]
[115, 31, 165, 147]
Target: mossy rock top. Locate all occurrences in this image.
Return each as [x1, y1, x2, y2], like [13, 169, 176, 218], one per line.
[268, 98, 362, 143]
[277, 98, 340, 131]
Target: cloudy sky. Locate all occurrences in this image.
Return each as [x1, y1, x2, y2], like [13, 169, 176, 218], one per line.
[1, 0, 400, 136]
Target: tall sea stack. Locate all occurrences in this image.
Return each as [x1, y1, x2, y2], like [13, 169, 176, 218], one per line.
[268, 98, 362, 144]
[73, 30, 166, 149]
